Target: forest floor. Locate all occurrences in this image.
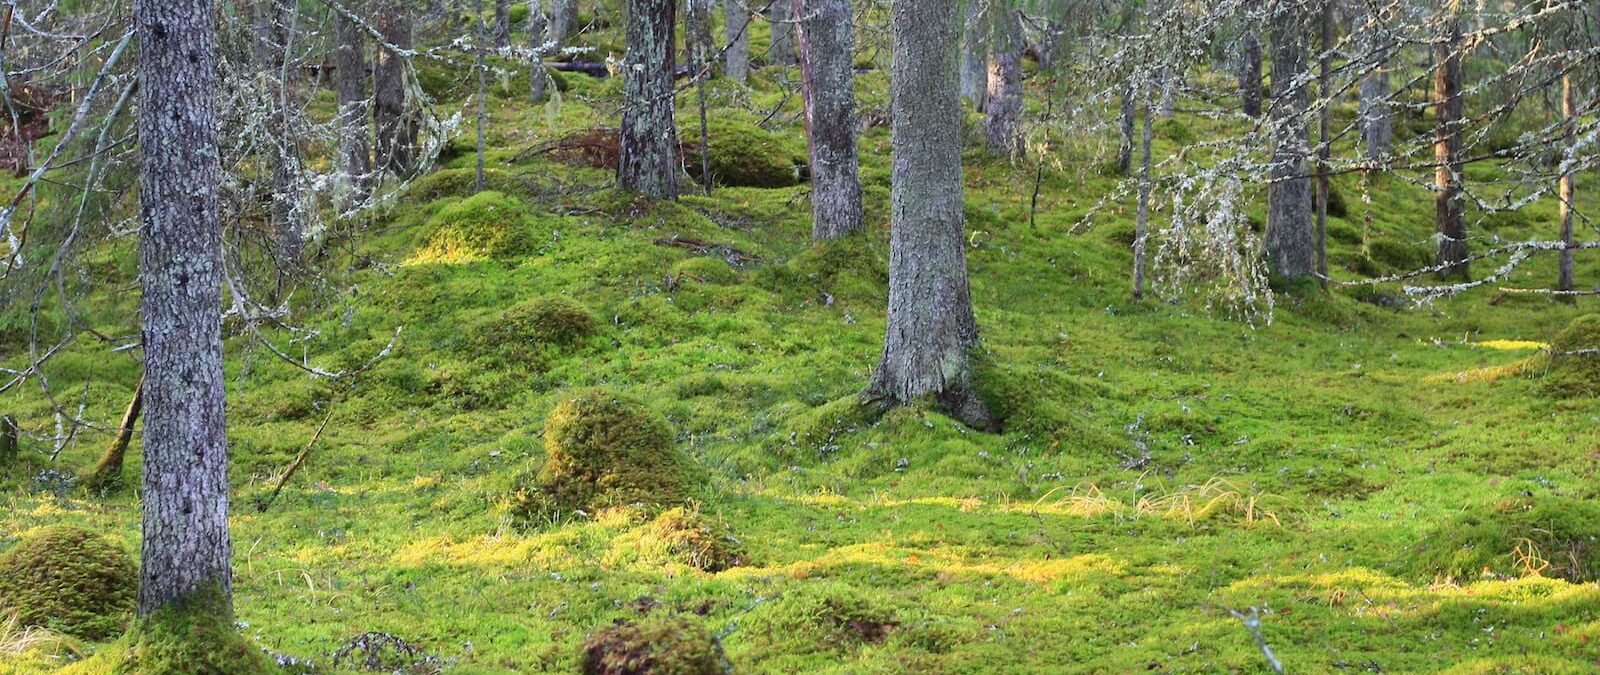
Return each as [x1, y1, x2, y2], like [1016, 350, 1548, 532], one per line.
[4, 24, 1600, 675]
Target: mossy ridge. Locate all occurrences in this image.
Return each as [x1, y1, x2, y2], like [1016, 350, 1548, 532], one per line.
[408, 190, 550, 264]
[1408, 494, 1600, 583]
[0, 527, 136, 641]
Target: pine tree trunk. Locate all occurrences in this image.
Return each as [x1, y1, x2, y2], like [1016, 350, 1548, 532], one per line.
[1133, 103, 1153, 298]
[618, 0, 679, 199]
[1265, 2, 1314, 280]
[723, 0, 750, 82]
[528, 0, 550, 101]
[685, 0, 713, 76]
[1355, 6, 1391, 163]
[1238, 30, 1262, 117]
[374, 0, 418, 176]
[960, 0, 987, 111]
[1116, 83, 1134, 176]
[0, 415, 16, 468]
[1558, 71, 1575, 292]
[550, 0, 576, 45]
[769, 0, 795, 66]
[495, 0, 512, 47]
[1433, 16, 1468, 280]
[335, 0, 371, 198]
[797, 0, 862, 240]
[1314, 0, 1332, 285]
[869, 0, 993, 431]
[135, 0, 234, 617]
[86, 376, 144, 491]
[265, 0, 305, 264]
[984, 8, 1023, 158]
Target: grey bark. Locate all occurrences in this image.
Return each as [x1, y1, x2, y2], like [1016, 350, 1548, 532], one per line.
[723, 0, 750, 82]
[1558, 71, 1575, 292]
[1354, 7, 1391, 162]
[1116, 83, 1134, 176]
[618, 0, 679, 199]
[135, 0, 234, 617]
[769, 0, 796, 66]
[528, 0, 550, 101]
[1315, 0, 1332, 285]
[374, 0, 418, 176]
[1238, 29, 1262, 117]
[1433, 16, 1468, 280]
[1265, 1, 1314, 280]
[869, 0, 993, 430]
[264, 0, 306, 264]
[495, 0, 512, 47]
[1133, 102, 1152, 298]
[960, 0, 987, 111]
[550, 0, 577, 45]
[476, 0, 489, 192]
[335, 0, 370, 198]
[685, 0, 713, 76]
[984, 8, 1023, 158]
[0, 415, 16, 467]
[796, 0, 863, 240]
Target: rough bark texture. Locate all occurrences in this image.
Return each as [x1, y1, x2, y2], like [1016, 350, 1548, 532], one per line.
[984, 8, 1023, 158]
[1133, 102, 1153, 298]
[869, 0, 993, 431]
[618, 0, 679, 199]
[960, 0, 987, 112]
[1314, 0, 1332, 285]
[769, 0, 795, 66]
[0, 415, 16, 468]
[494, 0, 512, 47]
[264, 0, 306, 263]
[685, 0, 713, 75]
[1116, 83, 1134, 176]
[1558, 71, 1575, 292]
[796, 0, 863, 240]
[1265, 2, 1314, 280]
[135, 0, 234, 618]
[86, 376, 144, 491]
[1354, 7, 1391, 163]
[375, 0, 418, 176]
[528, 0, 550, 101]
[550, 0, 576, 45]
[1433, 16, 1468, 280]
[722, 0, 750, 82]
[335, 0, 370, 197]
[1238, 30, 1262, 117]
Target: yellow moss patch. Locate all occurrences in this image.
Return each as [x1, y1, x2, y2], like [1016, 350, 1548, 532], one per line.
[1424, 357, 1537, 384]
[1472, 339, 1548, 351]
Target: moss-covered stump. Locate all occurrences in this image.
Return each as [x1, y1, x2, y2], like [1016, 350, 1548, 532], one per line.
[1407, 495, 1600, 583]
[1544, 314, 1600, 397]
[57, 587, 270, 675]
[580, 616, 726, 675]
[0, 526, 136, 640]
[475, 296, 600, 360]
[515, 391, 694, 520]
[409, 191, 541, 264]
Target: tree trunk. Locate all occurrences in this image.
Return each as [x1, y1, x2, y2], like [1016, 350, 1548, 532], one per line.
[374, 0, 419, 176]
[723, 0, 750, 82]
[495, 0, 512, 47]
[135, 0, 234, 617]
[1133, 102, 1153, 298]
[869, 0, 993, 431]
[960, 0, 987, 111]
[0, 415, 16, 468]
[1558, 70, 1575, 292]
[86, 376, 144, 491]
[1265, 1, 1314, 280]
[529, 0, 550, 101]
[264, 0, 306, 264]
[685, 0, 713, 76]
[618, 0, 679, 199]
[797, 0, 863, 240]
[984, 8, 1023, 158]
[1116, 83, 1134, 176]
[550, 0, 576, 45]
[1238, 30, 1262, 117]
[1433, 16, 1467, 280]
[1314, 0, 1332, 286]
[335, 0, 370, 199]
[1355, 6, 1391, 163]
[769, 0, 795, 66]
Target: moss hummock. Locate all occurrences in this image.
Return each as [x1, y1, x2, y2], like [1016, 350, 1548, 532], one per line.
[1544, 314, 1600, 397]
[1408, 495, 1600, 583]
[0, 526, 136, 640]
[56, 586, 269, 675]
[580, 616, 726, 675]
[408, 191, 542, 264]
[631, 506, 746, 572]
[516, 391, 694, 520]
[475, 296, 600, 360]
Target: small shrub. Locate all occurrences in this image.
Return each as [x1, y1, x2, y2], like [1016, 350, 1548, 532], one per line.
[515, 391, 693, 520]
[580, 616, 727, 675]
[1544, 314, 1600, 398]
[411, 191, 540, 263]
[1408, 495, 1600, 583]
[0, 527, 136, 640]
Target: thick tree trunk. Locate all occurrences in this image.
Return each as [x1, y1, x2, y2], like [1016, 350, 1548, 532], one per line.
[769, 0, 795, 66]
[1265, 2, 1314, 280]
[374, 1, 418, 176]
[528, 0, 550, 101]
[135, 0, 234, 617]
[797, 0, 862, 240]
[984, 8, 1023, 158]
[1558, 71, 1575, 292]
[618, 0, 679, 198]
[1116, 84, 1135, 176]
[495, 0, 512, 47]
[723, 0, 750, 82]
[335, 0, 370, 199]
[1133, 103, 1153, 298]
[869, 0, 993, 430]
[960, 0, 987, 111]
[1238, 30, 1262, 117]
[1433, 16, 1468, 280]
[1355, 7, 1391, 163]
[550, 0, 577, 45]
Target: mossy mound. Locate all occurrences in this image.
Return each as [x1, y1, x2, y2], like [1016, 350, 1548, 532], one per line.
[405, 167, 526, 203]
[410, 191, 541, 263]
[1407, 495, 1600, 583]
[475, 296, 600, 359]
[738, 582, 933, 656]
[1544, 314, 1600, 398]
[56, 587, 269, 675]
[774, 233, 889, 304]
[1367, 238, 1431, 274]
[0, 526, 136, 640]
[680, 118, 806, 189]
[517, 391, 693, 519]
[580, 616, 727, 675]
[635, 506, 746, 572]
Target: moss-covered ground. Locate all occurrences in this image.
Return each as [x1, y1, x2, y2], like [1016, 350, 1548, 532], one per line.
[3, 14, 1600, 674]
